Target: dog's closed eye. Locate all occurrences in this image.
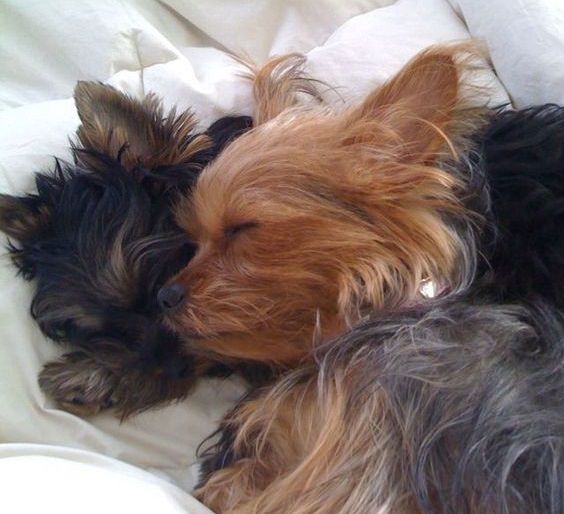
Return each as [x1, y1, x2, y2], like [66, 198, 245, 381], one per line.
[224, 221, 259, 239]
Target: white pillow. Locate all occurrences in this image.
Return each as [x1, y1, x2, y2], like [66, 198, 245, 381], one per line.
[450, 0, 564, 107]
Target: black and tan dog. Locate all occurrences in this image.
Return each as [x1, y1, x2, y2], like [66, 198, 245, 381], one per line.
[0, 82, 255, 416]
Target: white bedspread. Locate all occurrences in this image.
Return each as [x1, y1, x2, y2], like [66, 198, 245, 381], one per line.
[0, 0, 562, 512]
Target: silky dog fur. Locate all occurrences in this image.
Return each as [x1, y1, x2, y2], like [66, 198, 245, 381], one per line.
[198, 300, 563, 514]
[153, 46, 564, 512]
[472, 103, 564, 308]
[162, 47, 484, 365]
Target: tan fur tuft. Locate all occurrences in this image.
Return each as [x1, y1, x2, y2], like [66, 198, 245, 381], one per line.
[241, 54, 324, 124]
[0, 194, 50, 241]
[196, 365, 418, 514]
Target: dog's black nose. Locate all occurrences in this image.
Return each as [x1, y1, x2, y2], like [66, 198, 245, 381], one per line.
[157, 283, 186, 311]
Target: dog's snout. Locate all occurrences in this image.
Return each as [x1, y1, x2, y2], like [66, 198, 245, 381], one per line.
[157, 283, 186, 311]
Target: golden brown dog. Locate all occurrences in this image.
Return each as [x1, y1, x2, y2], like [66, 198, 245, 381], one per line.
[161, 46, 482, 367]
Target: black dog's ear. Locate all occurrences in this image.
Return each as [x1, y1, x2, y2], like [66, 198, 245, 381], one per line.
[180, 116, 253, 170]
[0, 193, 47, 242]
[73, 82, 212, 171]
[206, 116, 253, 152]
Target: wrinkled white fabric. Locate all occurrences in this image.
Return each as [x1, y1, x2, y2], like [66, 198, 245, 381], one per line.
[0, 444, 213, 514]
[1, 0, 396, 109]
[306, 0, 508, 106]
[448, 0, 564, 107]
[1, 0, 559, 512]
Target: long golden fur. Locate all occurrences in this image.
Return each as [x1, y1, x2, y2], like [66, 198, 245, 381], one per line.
[197, 367, 413, 514]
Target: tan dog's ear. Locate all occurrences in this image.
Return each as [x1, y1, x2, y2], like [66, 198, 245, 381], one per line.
[344, 45, 466, 163]
[249, 54, 323, 124]
[73, 82, 210, 170]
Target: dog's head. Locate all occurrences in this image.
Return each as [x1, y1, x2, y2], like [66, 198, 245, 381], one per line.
[0, 82, 252, 379]
[163, 47, 481, 365]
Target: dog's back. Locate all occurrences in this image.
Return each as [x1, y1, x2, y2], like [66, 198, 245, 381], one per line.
[324, 300, 564, 514]
[475, 105, 564, 307]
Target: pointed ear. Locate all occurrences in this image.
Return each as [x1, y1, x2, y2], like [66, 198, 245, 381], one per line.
[344, 46, 463, 162]
[73, 82, 211, 170]
[0, 194, 48, 241]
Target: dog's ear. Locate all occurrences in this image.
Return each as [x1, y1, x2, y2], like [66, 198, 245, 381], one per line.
[73, 82, 211, 170]
[205, 116, 253, 153]
[250, 54, 323, 124]
[343, 46, 463, 163]
[0, 194, 48, 242]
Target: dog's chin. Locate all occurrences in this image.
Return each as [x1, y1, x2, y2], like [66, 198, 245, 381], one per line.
[162, 310, 314, 364]
[161, 312, 188, 335]
[162, 309, 250, 342]
[163, 319, 235, 356]
[176, 335, 243, 366]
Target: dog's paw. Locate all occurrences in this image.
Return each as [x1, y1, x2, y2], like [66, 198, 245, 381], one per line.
[39, 353, 119, 417]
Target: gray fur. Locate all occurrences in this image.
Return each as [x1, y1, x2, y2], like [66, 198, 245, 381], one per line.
[318, 300, 564, 514]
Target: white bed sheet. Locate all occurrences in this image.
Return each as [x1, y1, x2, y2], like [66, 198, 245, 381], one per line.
[0, 444, 213, 514]
[0, 0, 562, 512]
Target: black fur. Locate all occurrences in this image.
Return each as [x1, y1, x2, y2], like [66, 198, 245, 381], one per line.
[0, 113, 254, 415]
[474, 105, 564, 306]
